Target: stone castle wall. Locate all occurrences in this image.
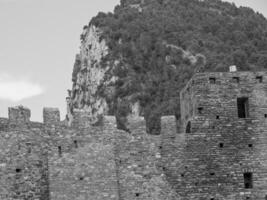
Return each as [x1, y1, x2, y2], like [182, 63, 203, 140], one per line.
[48, 117, 119, 200]
[0, 107, 49, 200]
[1, 71, 267, 200]
[0, 106, 179, 200]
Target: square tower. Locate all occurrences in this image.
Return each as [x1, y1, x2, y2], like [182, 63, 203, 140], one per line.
[177, 71, 267, 199]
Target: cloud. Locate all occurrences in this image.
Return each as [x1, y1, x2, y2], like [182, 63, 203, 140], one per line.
[0, 73, 44, 102]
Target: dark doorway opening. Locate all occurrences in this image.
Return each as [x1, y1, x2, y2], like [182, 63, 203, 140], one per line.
[186, 121, 191, 133]
[244, 172, 253, 189]
[237, 97, 249, 118]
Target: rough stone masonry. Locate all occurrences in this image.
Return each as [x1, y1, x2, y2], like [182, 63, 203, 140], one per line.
[1, 71, 267, 200]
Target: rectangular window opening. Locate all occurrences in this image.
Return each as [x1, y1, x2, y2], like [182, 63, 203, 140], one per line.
[26, 142, 31, 154]
[233, 77, 240, 83]
[256, 76, 263, 83]
[209, 77, 216, 84]
[244, 172, 253, 189]
[58, 146, 62, 157]
[16, 168, 21, 173]
[237, 97, 249, 118]
[74, 140, 78, 148]
[198, 107, 204, 114]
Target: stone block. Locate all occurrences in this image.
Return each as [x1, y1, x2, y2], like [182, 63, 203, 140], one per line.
[8, 106, 31, 124]
[43, 107, 60, 125]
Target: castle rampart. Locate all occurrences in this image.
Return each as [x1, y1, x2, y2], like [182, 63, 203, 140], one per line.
[2, 71, 267, 200]
[0, 105, 179, 200]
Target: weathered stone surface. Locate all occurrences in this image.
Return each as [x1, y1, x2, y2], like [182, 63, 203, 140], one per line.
[177, 71, 267, 199]
[8, 106, 31, 125]
[43, 107, 60, 125]
[0, 124, 49, 200]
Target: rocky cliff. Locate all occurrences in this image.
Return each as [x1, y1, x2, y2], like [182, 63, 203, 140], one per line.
[67, 25, 141, 128]
[67, 25, 114, 125]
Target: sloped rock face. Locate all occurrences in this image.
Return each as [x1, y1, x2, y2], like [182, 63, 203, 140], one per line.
[67, 26, 114, 125]
[68, 25, 141, 128]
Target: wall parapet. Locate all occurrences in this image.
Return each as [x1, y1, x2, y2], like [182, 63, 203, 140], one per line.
[43, 107, 60, 125]
[8, 106, 31, 125]
[161, 115, 177, 135]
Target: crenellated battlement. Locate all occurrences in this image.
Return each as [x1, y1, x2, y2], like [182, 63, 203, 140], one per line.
[8, 105, 31, 125]
[43, 107, 60, 125]
[2, 106, 176, 134]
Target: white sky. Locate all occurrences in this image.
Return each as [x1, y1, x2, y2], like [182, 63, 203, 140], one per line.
[0, 0, 266, 121]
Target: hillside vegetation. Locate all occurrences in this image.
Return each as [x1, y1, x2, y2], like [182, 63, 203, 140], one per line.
[84, 0, 267, 134]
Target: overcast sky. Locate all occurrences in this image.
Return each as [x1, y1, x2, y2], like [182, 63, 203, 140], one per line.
[0, 0, 266, 122]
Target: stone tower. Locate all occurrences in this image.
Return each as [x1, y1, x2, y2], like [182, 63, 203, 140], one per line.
[176, 71, 267, 199]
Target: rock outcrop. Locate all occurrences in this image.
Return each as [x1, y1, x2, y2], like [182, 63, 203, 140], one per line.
[67, 25, 114, 125]
[67, 25, 141, 129]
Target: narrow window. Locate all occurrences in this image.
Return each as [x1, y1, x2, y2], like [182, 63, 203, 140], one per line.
[248, 144, 253, 148]
[216, 115, 220, 119]
[265, 114, 267, 118]
[237, 97, 249, 118]
[219, 143, 224, 148]
[209, 77, 216, 84]
[66, 114, 69, 121]
[74, 140, 78, 148]
[187, 87, 190, 92]
[26, 142, 31, 154]
[58, 146, 62, 157]
[244, 172, 253, 189]
[16, 168, 21, 173]
[198, 107, 203, 114]
[233, 77, 240, 83]
[256, 76, 263, 83]
[265, 195, 267, 200]
[186, 121, 191, 133]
